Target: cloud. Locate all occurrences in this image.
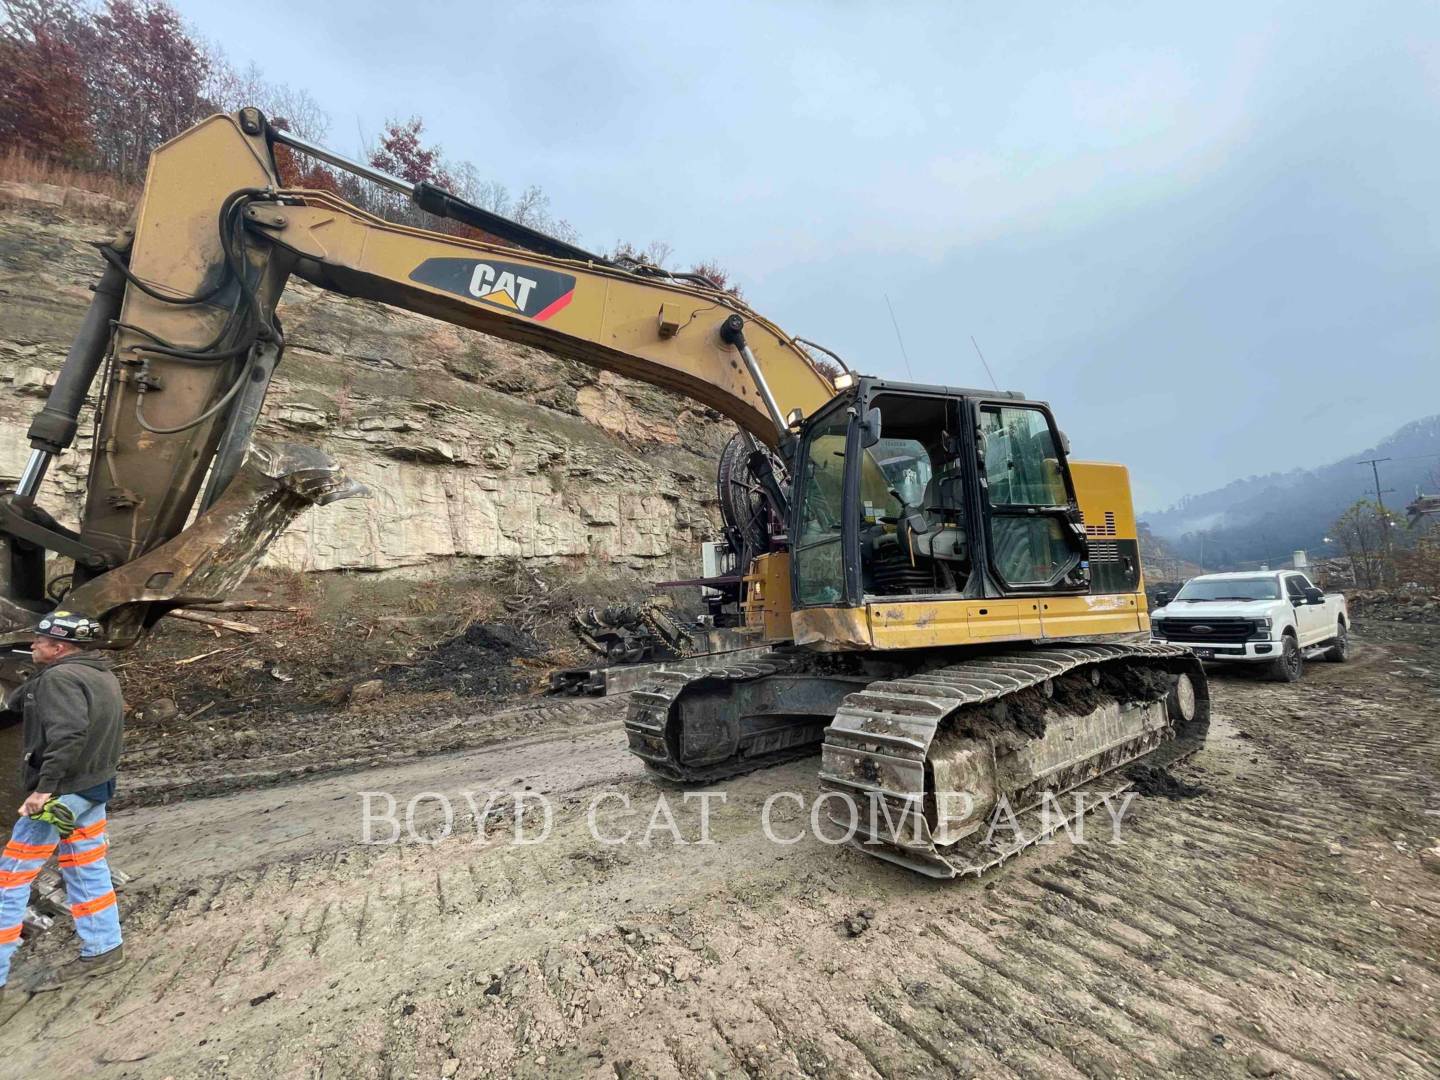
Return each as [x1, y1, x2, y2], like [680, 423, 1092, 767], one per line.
[175, 0, 1440, 512]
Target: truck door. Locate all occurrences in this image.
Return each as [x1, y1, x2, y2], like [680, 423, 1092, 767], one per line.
[1298, 573, 1330, 644]
[1284, 574, 1321, 644]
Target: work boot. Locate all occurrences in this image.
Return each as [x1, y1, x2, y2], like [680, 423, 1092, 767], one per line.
[30, 944, 125, 993]
[0, 985, 28, 1027]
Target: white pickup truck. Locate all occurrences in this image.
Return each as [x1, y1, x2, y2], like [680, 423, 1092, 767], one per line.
[1149, 570, 1349, 682]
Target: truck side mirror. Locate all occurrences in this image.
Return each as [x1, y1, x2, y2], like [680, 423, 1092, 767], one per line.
[1304, 586, 1324, 604]
[1155, 591, 1171, 607]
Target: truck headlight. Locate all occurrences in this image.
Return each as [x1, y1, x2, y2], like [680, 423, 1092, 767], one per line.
[1249, 615, 1273, 641]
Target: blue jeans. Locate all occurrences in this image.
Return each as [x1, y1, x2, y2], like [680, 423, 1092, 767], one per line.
[0, 792, 123, 986]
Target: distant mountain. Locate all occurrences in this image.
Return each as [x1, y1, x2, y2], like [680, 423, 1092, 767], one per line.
[1141, 416, 1440, 568]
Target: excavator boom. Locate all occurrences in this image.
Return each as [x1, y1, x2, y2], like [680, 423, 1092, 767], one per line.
[1, 110, 831, 646]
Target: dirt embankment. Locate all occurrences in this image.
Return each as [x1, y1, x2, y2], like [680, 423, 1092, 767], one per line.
[1344, 588, 1440, 625]
[107, 559, 687, 809]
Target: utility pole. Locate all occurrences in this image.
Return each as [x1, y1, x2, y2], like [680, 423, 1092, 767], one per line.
[1358, 457, 1395, 516]
[1358, 456, 1397, 585]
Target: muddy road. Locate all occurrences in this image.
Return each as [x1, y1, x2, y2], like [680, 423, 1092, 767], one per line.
[8, 624, 1440, 1079]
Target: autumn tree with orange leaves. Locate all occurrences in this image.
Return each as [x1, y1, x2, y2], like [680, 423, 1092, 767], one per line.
[0, 0, 736, 279]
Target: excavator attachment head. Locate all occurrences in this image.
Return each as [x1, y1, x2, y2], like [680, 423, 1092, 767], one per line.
[0, 442, 365, 651]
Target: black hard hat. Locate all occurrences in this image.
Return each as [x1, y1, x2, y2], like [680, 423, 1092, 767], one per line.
[34, 610, 103, 643]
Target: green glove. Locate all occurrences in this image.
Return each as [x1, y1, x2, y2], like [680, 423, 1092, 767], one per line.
[33, 798, 77, 839]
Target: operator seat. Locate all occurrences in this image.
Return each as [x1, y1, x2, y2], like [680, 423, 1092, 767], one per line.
[899, 464, 967, 563]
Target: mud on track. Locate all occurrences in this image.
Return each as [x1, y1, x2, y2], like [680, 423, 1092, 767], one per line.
[7, 625, 1440, 1079]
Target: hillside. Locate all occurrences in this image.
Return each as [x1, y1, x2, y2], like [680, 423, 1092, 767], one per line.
[0, 185, 730, 578]
[1143, 415, 1440, 566]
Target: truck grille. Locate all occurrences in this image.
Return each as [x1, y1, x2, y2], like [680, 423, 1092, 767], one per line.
[1154, 617, 1254, 643]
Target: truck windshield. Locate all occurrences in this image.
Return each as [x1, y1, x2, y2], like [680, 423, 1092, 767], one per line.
[1174, 578, 1279, 601]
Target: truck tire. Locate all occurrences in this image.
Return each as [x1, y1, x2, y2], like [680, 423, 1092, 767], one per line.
[1268, 632, 1304, 682]
[1324, 621, 1350, 663]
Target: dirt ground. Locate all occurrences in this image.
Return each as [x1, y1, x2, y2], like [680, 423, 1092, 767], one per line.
[70, 562, 686, 812]
[5, 617, 1439, 1079]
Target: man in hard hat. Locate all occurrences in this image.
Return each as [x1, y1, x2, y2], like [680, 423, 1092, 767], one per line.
[0, 611, 125, 1023]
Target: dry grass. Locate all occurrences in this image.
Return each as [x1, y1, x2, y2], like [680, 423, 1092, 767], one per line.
[406, 577, 453, 616]
[0, 148, 139, 204]
[1394, 541, 1440, 590]
[247, 565, 322, 610]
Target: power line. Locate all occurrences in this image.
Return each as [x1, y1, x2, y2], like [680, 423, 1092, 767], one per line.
[1378, 450, 1440, 462]
[882, 294, 915, 380]
[970, 336, 999, 391]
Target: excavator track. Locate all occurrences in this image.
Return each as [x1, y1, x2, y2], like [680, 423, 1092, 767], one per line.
[818, 642, 1208, 878]
[625, 651, 835, 782]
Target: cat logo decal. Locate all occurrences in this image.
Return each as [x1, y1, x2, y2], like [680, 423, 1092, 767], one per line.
[409, 258, 575, 321]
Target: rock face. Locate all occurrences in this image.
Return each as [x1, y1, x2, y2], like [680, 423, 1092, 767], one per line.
[0, 195, 729, 578]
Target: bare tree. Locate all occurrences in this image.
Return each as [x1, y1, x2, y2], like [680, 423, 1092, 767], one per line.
[689, 259, 743, 298]
[608, 239, 673, 268]
[449, 160, 508, 214]
[1331, 500, 1394, 588]
[87, 0, 213, 184]
[509, 184, 577, 242]
[203, 56, 265, 114]
[1, 5, 585, 251]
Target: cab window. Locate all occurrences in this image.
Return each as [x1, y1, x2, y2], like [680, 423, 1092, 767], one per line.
[979, 405, 1077, 586]
[793, 412, 849, 605]
[990, 517, 1074, 585]
[979, 406, 1068, 506]
[860, 436, 934, 525]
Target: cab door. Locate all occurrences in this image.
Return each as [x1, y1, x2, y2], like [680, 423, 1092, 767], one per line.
[790, 404, 854, 608]
[973, 402, 1087, 594]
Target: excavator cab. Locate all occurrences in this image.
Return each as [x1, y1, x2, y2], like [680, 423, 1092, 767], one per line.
[636, 376, 1207, 876]
[789, 379, 1091, 622]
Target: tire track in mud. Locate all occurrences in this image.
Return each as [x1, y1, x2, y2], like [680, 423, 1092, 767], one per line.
[4, 633, 1438, 1078]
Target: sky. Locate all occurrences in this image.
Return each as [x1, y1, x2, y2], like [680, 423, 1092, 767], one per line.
[177, 0, 1440, 512]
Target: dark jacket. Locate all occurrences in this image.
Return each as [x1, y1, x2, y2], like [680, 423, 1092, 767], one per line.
[6, 653, 124, 795]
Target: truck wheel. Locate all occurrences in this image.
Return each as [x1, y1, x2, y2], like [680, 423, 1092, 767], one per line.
[1268, 633, 1304, 682]
[1324, 622, 1350, 663]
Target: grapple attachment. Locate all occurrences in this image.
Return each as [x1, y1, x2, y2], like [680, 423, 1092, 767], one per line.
[0, 442, 366, 650]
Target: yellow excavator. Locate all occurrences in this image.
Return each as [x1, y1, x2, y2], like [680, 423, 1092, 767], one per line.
[1, 109, 1207, 877]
